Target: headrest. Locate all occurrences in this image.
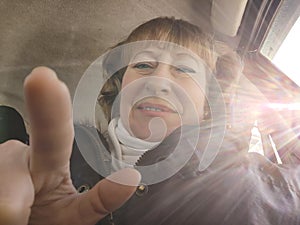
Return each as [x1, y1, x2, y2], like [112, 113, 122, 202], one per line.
[0, 105, 29, 144]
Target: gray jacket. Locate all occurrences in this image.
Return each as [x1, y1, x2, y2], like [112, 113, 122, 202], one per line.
[71, 124, 300, 225]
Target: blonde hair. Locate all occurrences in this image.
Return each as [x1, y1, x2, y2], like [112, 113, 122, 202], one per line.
[98, 16, 215, 122]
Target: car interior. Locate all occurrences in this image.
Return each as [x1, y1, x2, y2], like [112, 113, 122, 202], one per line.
[1, 0, 300, 163]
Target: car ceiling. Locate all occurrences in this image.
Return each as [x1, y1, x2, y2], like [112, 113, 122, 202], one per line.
[0, 0, 249, 124]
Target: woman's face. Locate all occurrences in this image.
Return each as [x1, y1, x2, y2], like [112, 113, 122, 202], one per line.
[119, 44, 207, 141]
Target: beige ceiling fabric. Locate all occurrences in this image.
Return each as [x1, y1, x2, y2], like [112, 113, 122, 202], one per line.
[0, 0, 218, 130]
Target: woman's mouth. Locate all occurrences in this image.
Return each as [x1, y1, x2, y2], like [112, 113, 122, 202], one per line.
[136, 103, 176, 113]
[134, 101, 178, 117]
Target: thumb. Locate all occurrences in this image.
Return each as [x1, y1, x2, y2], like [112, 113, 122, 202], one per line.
[73, 168, 141, 225]
[95, 168, 141, 212]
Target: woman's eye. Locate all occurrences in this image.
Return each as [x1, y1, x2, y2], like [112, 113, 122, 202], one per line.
[133, 62, 154, 69]
[175, 66, 196, 74]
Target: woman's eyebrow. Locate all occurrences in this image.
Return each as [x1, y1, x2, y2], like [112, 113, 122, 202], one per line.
[131, 50, 157, 62]
[174, 53, 201, 67]
[130, 50, 204, 69]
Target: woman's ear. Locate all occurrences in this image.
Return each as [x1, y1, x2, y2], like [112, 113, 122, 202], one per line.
[215, 52, 243, 91]
[97, 68, 126, 123]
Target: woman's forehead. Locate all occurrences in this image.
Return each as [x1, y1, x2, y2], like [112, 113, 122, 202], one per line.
[132, 47, 197, 61]
[125, 43, 208, 68]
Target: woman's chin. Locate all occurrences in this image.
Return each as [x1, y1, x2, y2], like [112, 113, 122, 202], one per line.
[132, 125, 179, 143]
[133, 129, 167, 142]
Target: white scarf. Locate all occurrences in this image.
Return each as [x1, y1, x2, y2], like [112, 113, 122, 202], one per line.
[107, 117, 160, 169]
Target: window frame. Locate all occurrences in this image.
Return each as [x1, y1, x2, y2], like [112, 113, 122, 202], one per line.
[236, 0, 300, 162]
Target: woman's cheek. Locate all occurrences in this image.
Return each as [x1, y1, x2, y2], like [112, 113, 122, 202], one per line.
[183, 94, 205, 124]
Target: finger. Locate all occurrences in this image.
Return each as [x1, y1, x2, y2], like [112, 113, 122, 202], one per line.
[24, 67, 74, 172]
[69, 168, 141, 225]
[0, 140, 34, 225]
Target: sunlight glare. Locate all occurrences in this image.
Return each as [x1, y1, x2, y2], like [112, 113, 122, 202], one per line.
[272, 17, 300, 86]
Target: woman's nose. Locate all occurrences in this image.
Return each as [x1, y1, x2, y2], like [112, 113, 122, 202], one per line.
[145, 64, 172, 95]
[145, 77, 172, 95]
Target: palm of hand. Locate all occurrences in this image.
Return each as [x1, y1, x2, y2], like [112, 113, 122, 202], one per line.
[0, 67, 140, 225]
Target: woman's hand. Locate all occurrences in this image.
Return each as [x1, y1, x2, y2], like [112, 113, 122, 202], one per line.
[0, 67, 140, 225]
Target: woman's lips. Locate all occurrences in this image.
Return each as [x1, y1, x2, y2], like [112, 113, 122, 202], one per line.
[136, 102, 177, 113]
[134, 101, 179, 117]
[129, 95, 184, 117]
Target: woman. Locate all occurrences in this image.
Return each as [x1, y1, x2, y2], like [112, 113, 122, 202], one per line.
[72, 17, 300, 225]
[72, 16, 229, 224]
